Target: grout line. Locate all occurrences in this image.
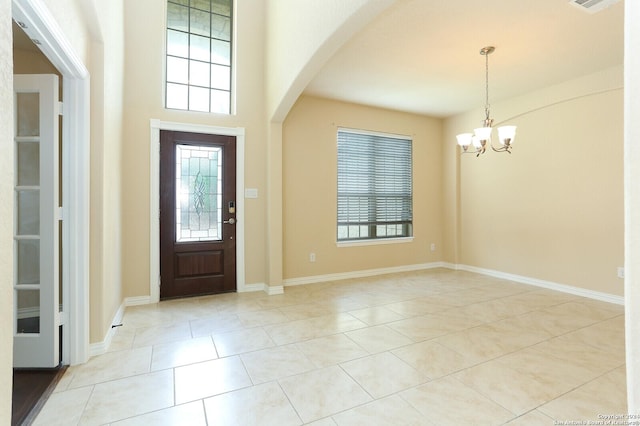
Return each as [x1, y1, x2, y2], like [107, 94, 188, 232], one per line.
[33, 270, 627, 425]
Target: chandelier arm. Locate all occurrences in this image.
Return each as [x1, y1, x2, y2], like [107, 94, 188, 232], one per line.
[490, 142, 511, 153]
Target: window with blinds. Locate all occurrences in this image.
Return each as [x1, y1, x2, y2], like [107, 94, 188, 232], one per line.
[337, 129, 413, 241]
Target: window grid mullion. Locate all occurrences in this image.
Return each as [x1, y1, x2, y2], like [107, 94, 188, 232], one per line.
[165, 0, 231, 113]
[207, 3, 212, 110]
[186, 3, 191, 108]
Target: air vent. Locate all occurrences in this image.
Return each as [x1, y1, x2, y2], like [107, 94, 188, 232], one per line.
[569, 0, 622, 14]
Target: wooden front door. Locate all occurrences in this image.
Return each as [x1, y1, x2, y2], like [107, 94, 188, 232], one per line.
[160, 131, 237, 299]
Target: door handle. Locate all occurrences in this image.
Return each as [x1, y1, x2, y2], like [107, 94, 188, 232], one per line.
[224, 218, 236, 225]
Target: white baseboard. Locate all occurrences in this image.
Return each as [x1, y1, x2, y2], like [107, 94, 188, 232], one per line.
[125, 296, 153, 307]
[89, 302, 125, 357]
[452, 264, 624, 305]
[242, 282, 283, 295]
[265, 285, 284, 295]
[281, 261, 623, 306]
[242, 282, 266, 293]
[283, 262, 446, 287]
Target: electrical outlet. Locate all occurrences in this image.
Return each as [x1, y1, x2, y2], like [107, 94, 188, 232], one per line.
[309, 252, 316, 262]
[430, 243, 436, 252]
[617, 267, 625, 278]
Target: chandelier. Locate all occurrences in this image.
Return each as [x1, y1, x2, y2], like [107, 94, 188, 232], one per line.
[456, 46, 516, 156]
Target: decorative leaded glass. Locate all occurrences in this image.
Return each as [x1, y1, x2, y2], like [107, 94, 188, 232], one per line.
[175, 144, 223, 242]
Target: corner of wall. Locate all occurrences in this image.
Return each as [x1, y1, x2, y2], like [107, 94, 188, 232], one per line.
[0, 0, 14, 422]
[89, 302, 125, 357]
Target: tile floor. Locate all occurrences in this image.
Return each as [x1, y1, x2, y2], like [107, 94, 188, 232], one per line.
[33, 269, 627, 425]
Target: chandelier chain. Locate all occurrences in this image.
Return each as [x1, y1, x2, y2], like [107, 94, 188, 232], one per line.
[485, 50, 490, 120]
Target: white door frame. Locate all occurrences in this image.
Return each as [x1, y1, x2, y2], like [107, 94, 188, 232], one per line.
[12, 0, 90, 365]
[149, 120, 247, 303]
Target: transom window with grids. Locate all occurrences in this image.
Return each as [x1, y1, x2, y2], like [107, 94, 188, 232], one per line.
[337, 129, 413, 242]
[165, 0, 232, 114]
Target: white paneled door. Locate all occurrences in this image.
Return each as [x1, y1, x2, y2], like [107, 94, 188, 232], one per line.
[13, 74, 60, 368]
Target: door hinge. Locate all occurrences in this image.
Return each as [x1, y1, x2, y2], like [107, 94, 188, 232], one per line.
[57, 101, 63, 116]
[57, 206, 64, 221]
[58, 310, 67, 326]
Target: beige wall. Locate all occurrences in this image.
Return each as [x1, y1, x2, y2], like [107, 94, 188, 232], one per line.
[442, 105, 460, 266]
[282, 95, 443, 280]
[121, 0, 268, 297]
[263, 0, 396, 286]
[444, 66, 624, 296]
[40, 0, 89, 63]
[0, 0, 12, 422]
[89, 0, 125, 343]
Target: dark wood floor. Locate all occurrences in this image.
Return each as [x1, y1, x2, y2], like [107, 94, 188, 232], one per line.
[12, 367, 66, 426]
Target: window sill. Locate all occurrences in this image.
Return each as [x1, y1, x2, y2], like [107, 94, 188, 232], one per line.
[336, 237, 414, 248]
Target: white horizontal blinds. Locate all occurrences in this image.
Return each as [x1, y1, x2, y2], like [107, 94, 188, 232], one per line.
[337, 129, 413, 240]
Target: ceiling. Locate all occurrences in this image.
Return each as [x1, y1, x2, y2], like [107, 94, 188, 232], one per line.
[303, 0, 624, 118]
